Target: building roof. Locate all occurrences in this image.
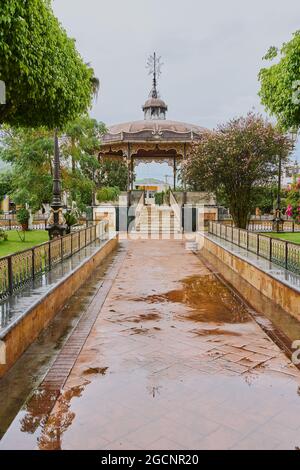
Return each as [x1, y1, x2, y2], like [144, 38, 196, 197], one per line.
[135, 178, 165, 185]
[107, 119, 207, 134]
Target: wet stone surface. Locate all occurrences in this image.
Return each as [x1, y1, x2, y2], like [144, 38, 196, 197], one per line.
[1, 240, 300, 450]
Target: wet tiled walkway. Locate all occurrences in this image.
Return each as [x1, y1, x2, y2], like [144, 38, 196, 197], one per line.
[1, 240, 300, 450]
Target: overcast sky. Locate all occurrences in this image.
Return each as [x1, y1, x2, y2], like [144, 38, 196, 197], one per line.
[53, 0, 300, 179]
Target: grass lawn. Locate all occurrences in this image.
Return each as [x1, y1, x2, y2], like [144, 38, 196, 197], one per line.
[0, 230, 48, 257]
[262, 232, 300, 244]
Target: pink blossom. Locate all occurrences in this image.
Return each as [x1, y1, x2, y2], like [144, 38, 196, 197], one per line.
[286, 204, 293, 217]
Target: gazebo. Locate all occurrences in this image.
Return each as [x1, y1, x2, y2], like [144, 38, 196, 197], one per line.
[99, 53, 209, 192]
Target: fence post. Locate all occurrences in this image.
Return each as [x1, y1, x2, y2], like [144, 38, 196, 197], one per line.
[61, 236, 64, 262]
[269, 237, 272, 261]
[85, 227, 87, 247]
[285, 241, 288, 270]
[246, 230, 249, 251]
[71, 232, 73, 255]
[257, 234, 259, 255]
[48, 242, 51, 270]
[231, 225, 234, 243]
[238, 228, 240, 247]
[32, 248, 35, 280]
[7, 256, 13, 295]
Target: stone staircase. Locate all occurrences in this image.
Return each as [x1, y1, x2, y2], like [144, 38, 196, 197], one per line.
[135, 205, 181, 234]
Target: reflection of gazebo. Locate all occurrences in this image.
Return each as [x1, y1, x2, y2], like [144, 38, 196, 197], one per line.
[99, 53, 209, 191]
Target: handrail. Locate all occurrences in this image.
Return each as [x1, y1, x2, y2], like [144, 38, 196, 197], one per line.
[0, 222, 108, 300]
[208, 221, 300, 275]
[169, 190, 181, 228]
[134, 191, 145, 230]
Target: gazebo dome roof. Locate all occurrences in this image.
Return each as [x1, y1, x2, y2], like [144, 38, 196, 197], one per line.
[107, 119, 207, 135]
[142, 97, 167, 110]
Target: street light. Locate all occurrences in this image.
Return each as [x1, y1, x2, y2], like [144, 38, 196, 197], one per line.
[272, 151, 284, 233]
[46, 130, 67, 239]
[272, 129, 299, 233]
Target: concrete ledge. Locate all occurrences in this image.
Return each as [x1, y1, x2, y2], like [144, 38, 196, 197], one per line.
[201, 234, 300, 321]
[0, 234, 118, 378]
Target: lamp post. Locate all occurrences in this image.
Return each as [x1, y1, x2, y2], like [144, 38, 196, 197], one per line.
[272, 152, 284, 233]
[47, 129, 67, 239]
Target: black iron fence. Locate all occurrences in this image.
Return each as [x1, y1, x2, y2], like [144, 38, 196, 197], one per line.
[218, 218, 300, 232]
[0, 222, 108, 300]
[209, 221, 300, 275]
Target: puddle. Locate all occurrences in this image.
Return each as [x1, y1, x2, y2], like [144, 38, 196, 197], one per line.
[83, 367, 108, 376]
[191, 328, 241, 337]
[139, 275, 250, 324]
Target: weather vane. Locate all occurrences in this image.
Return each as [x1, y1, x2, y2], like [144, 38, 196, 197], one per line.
[146, 52, 163, 94]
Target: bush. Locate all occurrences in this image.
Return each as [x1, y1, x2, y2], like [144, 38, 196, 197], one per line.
[65, 211, 78, 234]
[0, 229, 8, 242]
[16, 208, 30, 229]
[154, 190, 170, 206]
[96, 187, 120, 202]
[155, 192, 164, 206]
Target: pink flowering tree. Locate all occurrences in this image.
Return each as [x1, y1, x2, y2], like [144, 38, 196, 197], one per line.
[181, 113, 294, 228]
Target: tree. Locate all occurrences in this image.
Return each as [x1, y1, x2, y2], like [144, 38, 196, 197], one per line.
[182, 113, 294, 228]
[97, 159, 128, 191]
[0, 0, 95, 128]
[0, 118, 106, 214]
[60, 115, 106, 209]
[0, 170, 13, 200]
[259, 31, 300, 130]
[0, 126, 53, 211]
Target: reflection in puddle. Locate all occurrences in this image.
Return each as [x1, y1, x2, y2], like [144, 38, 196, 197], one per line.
[37, 386, 84, 450]
[83, 367, 108, 376]
[140, 275, 250, 324]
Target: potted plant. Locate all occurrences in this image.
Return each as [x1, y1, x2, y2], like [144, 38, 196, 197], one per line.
[64, 211, 78, 234]
[17, 207, 30, 230]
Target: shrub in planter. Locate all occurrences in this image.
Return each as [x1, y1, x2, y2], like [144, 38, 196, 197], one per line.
[65, 211, 78, 234]
[17, 208, 30, 230]
[96, 187, 120, 203]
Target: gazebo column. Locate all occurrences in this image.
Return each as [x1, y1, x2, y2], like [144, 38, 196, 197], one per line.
[131, 155, 134, 191]
[126, 143, 131, 192]
[183, 143, 187, 204]
[173, 156, 177, 191]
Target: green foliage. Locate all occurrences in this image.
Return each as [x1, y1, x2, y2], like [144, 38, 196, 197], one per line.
[0, 117, 105, 213]
[96, 187, 120, 202]
[97, 159, 129, 191]
[61, 115, 106, 210]
[0, 229, 8, 242]
[0, 0, 95, 128]
[285, 177, 300, 222]
[64, 211, 78, 233]
[0, 126, 53, 211]
[259, 31, 300, 130]
[154, 192, 164, 206]
[154, 190, 170, 206]
[182, 113, 294, 228]
[0, 170, 13, 200]
[252, 184, 278, 214]
[17, 207, 30, 225]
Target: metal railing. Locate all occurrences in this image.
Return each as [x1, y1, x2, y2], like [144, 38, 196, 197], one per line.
[219, 218, 300, 232]
[248, 220, 300, 232]
[209, 221, 300, 275]
[0, 221, 108, 300]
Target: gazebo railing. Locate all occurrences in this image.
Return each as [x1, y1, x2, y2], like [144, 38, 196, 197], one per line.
[208, 221, 300, 275]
